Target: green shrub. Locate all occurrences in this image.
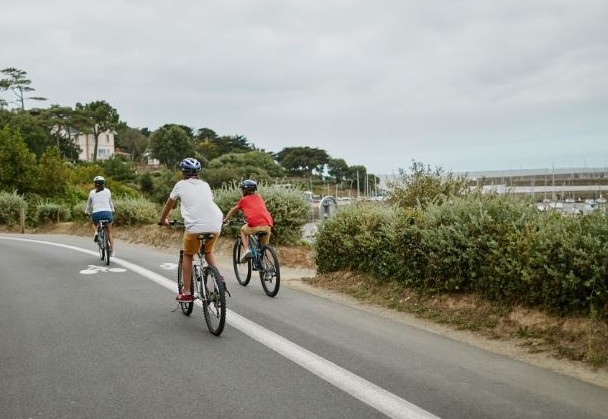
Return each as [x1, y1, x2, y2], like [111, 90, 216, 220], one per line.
[74, 196, 158, 226]
[140, 169, 180, 205]
[314, 192, 608, 317]
[0, 190, 27, 226]
[100, 156, 137, 182]
[35, 201, 71, 224]
[526, 211, 608, 314]
[261, 185, 310, 244]
[375, 207, 427, 286]
[315, 203, 396, 274]
[419, 193, 539, 298]
[387, 160, 470, 209]
[112, 197, 158, 225]
[71, 202, 89, 222]
[214, 182, 309, 245]
[139, 172, 154, 195]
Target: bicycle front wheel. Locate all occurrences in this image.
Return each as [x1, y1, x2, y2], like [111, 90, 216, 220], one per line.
[232, 239, 251, 286]
[259, 245, 280, 297]
[202, 265, 226, 336]
[177, 251, 193, 316]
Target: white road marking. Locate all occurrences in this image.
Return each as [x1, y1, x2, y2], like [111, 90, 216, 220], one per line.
[0, 236, 440, 419]
[79, 264, 128, 274]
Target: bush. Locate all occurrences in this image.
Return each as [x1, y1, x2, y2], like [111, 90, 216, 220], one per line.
[526, 211, 608, 314]
[140, 169, 180, 205]
[34, 201, 71, 224]
[375, 207, 427, 286]
[315, 203, 397, 274]
[111, 197, 158, 225]
[71, 202, 89, 222]
[419, 193, 539, 297]
[314, 192, 608, 316]
[214, 182, 309, 245]
[0, 190, 27, 226]
[387, 160, 470, 209]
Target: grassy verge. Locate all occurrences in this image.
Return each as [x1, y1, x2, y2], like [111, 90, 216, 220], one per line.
[305, 271, 608, 370]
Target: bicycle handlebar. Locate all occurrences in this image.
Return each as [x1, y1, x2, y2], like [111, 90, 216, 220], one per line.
[157, 219, 185, 227]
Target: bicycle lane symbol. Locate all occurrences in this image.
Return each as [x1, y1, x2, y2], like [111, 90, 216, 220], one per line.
[80, 265, 128, 275]
[160, 262, 178, 270]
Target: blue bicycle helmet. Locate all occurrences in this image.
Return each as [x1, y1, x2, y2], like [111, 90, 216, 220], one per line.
[179, 157, 201, 175]
[240, 179, 257, 192]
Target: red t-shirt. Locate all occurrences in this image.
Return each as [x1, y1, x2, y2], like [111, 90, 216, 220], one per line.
[237, 194, 274, 227]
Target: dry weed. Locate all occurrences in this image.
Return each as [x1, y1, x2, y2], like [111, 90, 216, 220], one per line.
[307, 269, 608, 370]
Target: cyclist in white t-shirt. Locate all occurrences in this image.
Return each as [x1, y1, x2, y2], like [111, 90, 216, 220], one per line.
[85, 176, 116, 256]
[157, 157, 224, 302]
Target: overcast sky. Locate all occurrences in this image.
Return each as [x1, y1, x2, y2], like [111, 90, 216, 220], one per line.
[1, 0, 607, 174]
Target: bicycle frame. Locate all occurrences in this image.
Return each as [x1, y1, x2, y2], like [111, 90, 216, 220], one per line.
[232, 231, 280, 297]
[248, 235, 262, 270]
[170, 220, 226, 336]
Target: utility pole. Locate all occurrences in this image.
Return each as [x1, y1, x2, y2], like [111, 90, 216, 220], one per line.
[356, 171, 360, 199]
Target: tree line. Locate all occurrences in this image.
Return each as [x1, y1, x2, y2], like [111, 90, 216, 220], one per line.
[0, 67, 378, 193]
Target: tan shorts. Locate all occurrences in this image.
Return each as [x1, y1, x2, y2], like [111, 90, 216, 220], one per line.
[183, 232, 220, 255]
[241, 225, 272, 245]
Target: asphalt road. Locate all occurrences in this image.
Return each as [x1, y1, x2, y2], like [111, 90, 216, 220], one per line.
[1, 233, 608, 419]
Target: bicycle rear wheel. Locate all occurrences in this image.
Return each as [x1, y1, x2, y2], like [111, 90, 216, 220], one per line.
[103, 228, 110, 265]
[98, 229, 105, 261]
[176, 251, 193, 316]
[232, 239, 251, 286]
[202, 265, 226, 336]
[259, 245, 280, 297]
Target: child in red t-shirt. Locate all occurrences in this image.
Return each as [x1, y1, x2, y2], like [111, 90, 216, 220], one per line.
[223, 179, 274, 262]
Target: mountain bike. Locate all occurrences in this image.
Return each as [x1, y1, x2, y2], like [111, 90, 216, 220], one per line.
[96, 219, 111, 265]
[232, 229, 280, 297]
[170, 220, 226, 336]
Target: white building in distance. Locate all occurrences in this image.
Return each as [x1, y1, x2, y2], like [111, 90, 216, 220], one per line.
[55, 127, 116, 161]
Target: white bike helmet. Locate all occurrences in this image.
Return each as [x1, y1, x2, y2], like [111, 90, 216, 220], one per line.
[179, 157, 202, 175]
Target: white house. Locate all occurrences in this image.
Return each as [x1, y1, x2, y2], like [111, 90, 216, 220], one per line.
[75, 130, 115, 161]
[55, 126, 116, 161]
[143, 150, 160, 167]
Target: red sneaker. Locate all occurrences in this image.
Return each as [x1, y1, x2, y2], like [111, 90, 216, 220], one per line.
[176, 293, 193, 302]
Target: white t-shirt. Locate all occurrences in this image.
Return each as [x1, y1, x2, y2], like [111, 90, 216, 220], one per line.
[86, 188, 114, 213]
[169, 178, 223, 233]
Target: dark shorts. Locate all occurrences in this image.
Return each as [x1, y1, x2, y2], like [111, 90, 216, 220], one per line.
[92, 211, 113, 225]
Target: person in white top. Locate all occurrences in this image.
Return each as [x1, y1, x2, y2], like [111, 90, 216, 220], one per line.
[85, 176, 116, 256]
[157, 157, 224, 302]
